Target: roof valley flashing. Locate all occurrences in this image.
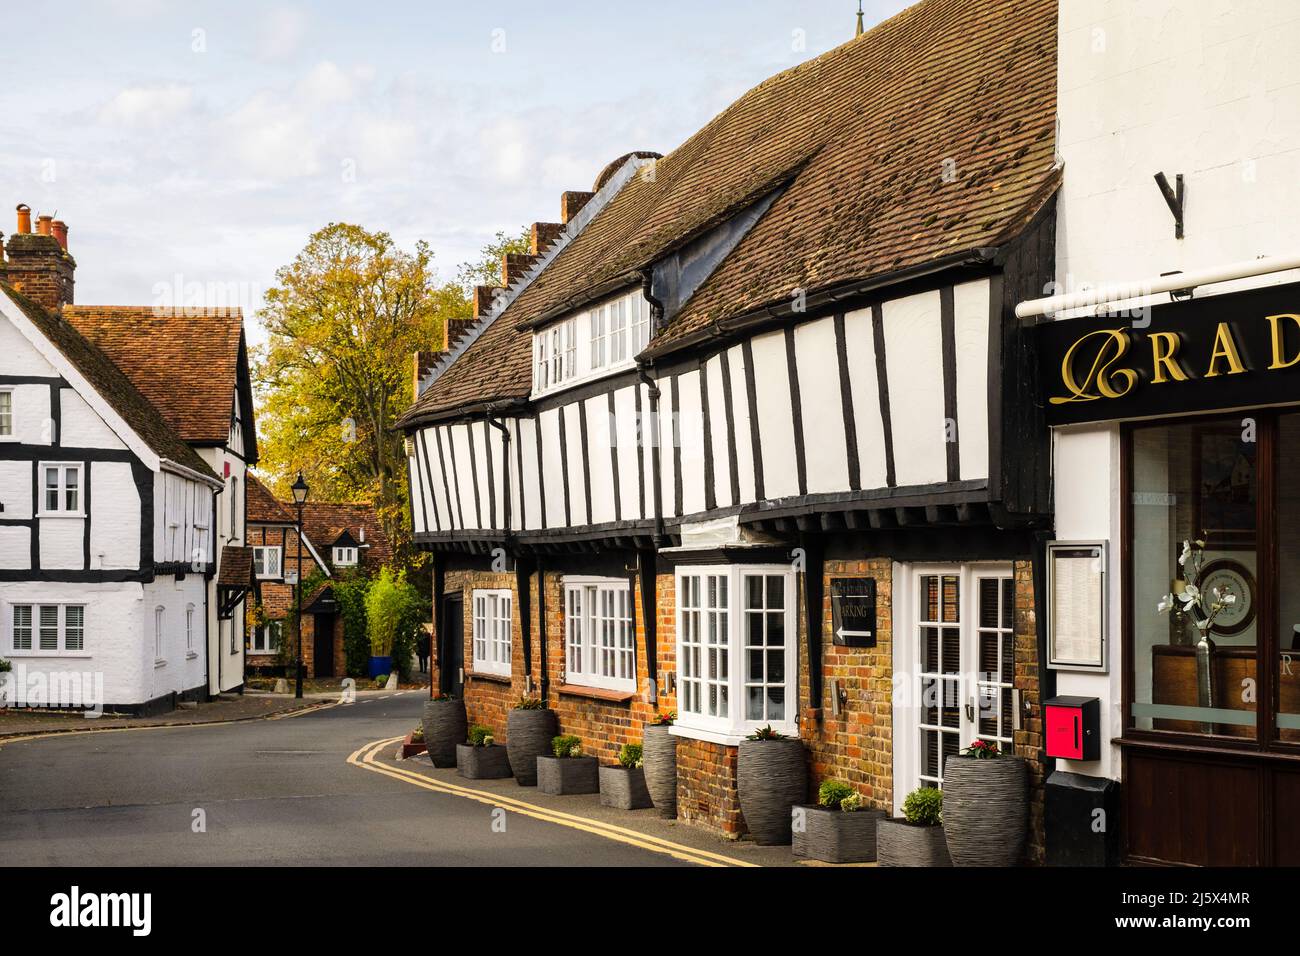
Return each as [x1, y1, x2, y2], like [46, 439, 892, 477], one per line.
[416, 155, 656, 397]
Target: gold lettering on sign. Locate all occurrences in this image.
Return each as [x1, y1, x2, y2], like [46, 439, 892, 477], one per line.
[1266, 313, 1300, 370]
[1205, 322, 1246, 377]
[1149, 332, 1189, 384]
[1051, 329, 1137, 404]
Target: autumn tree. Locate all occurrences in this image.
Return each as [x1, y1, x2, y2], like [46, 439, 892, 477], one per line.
[254, 223, 463, 556]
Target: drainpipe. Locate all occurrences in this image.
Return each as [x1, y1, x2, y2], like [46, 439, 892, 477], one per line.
[536, 554, 549, 699]
[485, 411, 513, 539]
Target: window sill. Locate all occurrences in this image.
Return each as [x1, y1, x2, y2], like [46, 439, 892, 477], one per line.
[36, 513, 85, 520]
[556, 683, 635, 704]
[185, 651, 198, 660]
[670, 722, 801, 747]
[6, 652, 91, 659]
[467, 669, 512, 685]
[154, 659, 166, 669]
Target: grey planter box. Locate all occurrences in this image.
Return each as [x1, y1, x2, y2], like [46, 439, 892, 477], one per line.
[422, 698, 467, 769]
[537, 755, 599, 795]
[876, 819, 952, 867]
[793, 805, 887, 863]
[456, 743, 512, 779]
[506, 708, 557, 786]
[942, 755, 1028, 866]
[642, 724, 678, 818]
[737, 737, 806, 845]
[599, 765, 653, 810]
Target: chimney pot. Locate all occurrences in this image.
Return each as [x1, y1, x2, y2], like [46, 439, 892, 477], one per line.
[36, 215, 52, 236]
[51, 220, 68, 251]
[15, 204, 31, 234]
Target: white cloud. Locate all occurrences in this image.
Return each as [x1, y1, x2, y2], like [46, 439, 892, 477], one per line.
[296, 60, 358, 106]
[222, 91, 321, 178]
[258, 6, 308, 60]
[98, 84, 195, 128]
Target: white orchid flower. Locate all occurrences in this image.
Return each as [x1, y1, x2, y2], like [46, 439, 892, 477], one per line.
[1179, 584, 1201, 606]
[1157, 593, 1176, 614]
[1179, 541, 1193, 567]
[1222, 593, 1237, 605]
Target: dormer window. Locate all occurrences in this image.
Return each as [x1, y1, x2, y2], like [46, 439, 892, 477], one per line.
[532, 289, 652, 397]
[333, 546, 358, 567]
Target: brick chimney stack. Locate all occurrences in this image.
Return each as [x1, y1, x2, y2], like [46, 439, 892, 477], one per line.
[560, 191, 594, 225]
[5, 203, 75, 311]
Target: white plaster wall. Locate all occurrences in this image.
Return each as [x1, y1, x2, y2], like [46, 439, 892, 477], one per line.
[0, 581, 146, 705]
[612, 385, 641, 521]
[0, 315, 56, 376]
[952, 278, 991, 482]
[143, 574, 208, 700]
[676, 370, 706, 516]
[843, 307, 889, 490]
[60, 389, 124, 449]
[539, 408, 565, 529]
[727, 346, 757, 504]
[882, 290, 947, 487]
[795, 317, 850, 495]
[0, 460, 32, 519]
[518, 418, 543, 531]
[38, 517, 83, 570]
[585, 397, 617, 524]
[703, 357, 733, 510]
[748, 329, 799, 500]
[0, 526, 30, 568]
[563, 403, 587, 525]
[90, 460, 140, 570]
[198, 445, 244, 694]
[1050, 0, 1300, 783]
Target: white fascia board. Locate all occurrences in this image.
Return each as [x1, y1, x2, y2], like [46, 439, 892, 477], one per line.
[0, 289, 160, 470]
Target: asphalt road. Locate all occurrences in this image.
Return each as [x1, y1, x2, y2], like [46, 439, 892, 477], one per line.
[0, 692, 687, 866]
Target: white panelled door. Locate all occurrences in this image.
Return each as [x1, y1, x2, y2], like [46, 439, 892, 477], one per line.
[894, 563, 1016, 807]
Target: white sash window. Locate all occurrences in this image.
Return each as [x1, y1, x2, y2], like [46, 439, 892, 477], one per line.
[563, 577, 635, 691]
[472, 589, 512, 677]
[9, 603, 85, 655]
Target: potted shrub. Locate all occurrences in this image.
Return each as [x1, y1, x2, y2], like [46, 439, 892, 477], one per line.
[642, 710, 678, 818]
[365, 568, 406, 678]
[421, 692, 467, 769]
[457, 724, 512, 779]
[506, 696, 557, 786]
[736, 725, 806, 845]
[400, 725, 427, 759]
[876, 787, 951, 867]
[792, 779, 886, 864]
[0, 657, 11, 707]
[942, 739, 1028, 866]
[537, 735, 599, 795]
[599, 743, 653, 810]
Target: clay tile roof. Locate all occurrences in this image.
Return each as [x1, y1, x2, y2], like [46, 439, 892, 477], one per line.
[64, 305, 249, 447]
[400, 0, 1059, 425]
[246, 474, 294, 523]
[217, 545, 254, 587]
[2, 285, 217, 479]
[300, 501, 393, 570]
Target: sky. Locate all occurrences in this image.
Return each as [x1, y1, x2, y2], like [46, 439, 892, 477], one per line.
[0, 0, 909, 345]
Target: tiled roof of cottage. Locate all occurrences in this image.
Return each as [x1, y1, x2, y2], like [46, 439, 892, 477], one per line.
[246, 473, 295, 524]
[2, 285, 218, 478]
[300, 501, 393, 570]
[400, 0, 1058, 425]
[64, 305, 248, 446]
[217, 545, 254, 587]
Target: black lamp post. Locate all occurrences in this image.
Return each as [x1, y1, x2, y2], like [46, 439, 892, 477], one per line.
[291, 471, 309, 699]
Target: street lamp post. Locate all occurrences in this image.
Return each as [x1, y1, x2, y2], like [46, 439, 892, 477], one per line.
[291, 472, 310, 700]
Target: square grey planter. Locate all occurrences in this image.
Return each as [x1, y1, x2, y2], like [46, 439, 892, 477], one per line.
[537, 755, 598, 795]
[456, 743, 512, 780]
[792, 805, 887, 863]
[875, 818, 952, 867]
[599, 765, 653, 810]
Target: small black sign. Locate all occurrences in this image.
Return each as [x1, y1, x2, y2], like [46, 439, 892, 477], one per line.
[830, 577, 876, 647]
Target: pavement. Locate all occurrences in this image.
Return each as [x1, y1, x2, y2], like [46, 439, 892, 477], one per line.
[0, 694, 323, 738]
[0, 689, 797, 866]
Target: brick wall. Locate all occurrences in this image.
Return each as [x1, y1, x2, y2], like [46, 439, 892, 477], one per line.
[1012, 559, 1047, 862]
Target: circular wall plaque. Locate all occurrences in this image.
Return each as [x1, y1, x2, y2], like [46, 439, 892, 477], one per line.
[1198, 559, 1256, 636]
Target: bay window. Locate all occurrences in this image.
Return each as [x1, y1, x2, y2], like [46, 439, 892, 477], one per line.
[472, 588, 512, 677]
[563, 577, 635, 691]
[675, 565, 797, 742]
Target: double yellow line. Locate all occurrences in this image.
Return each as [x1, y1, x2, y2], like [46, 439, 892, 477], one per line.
[347, 736, 757, 868]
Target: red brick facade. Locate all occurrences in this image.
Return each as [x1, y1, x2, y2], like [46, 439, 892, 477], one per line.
[434, 555, 1046, 854]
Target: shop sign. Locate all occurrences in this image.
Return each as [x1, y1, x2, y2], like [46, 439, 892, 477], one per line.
[830, 577, 876, 647]
[1037, 281, 1300, 426]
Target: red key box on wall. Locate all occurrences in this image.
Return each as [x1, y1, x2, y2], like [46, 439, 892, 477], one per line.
[1044, 696, 1100, 761]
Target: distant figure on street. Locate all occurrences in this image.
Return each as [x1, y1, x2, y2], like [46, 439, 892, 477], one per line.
[417, 632, 431, 674]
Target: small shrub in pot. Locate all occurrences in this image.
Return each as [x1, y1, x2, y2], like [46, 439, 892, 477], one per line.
[506, 696, 557, 786]
[456, 723, 511, 779]
[599, 742, 653, 810]
[876, 787, 951, 867]
[737, 725, 806, 845]
[538, 734, 598, 795]
[792, 779, 886, 863]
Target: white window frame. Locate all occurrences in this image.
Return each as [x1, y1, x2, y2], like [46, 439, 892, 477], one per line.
[251, 619, 282, 654]
[531, 290, 654, 398]
[0, 387, 14, 439]
[7, 602, 87, 656]
[154, 605, 165, 664]
[471, 588, 512, 677]
[332, 546, 358, 567]
[562, 576, 635, 692]
[38, 461, 83, 517]
[186, 604, 197, 657]
[253, 546, 283, 579]
[891, 562, 1016, 815]
[673, 565, 798, 744]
